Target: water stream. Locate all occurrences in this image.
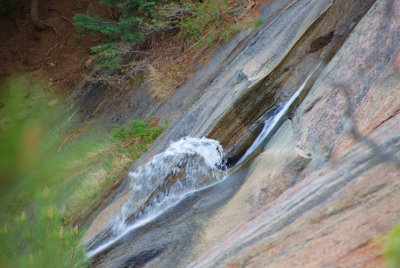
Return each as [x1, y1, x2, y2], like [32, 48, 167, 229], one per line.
[86, 63, 322, 258]
[236, 62, 321, 165]
[87, 137, 227, 257]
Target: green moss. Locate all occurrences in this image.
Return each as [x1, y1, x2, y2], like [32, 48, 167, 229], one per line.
[110, 119, 165, 158]
[253, 18, 264, 28]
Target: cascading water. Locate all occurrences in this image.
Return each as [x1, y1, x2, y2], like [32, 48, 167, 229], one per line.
[237, 103, 284, 164]
[114, 137, 226, 232]
[237, 62, 322, 165]
[86, 63, 322, 258]
[87, 137, 226, 257]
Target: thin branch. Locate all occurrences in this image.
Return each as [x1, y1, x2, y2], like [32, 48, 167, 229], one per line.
[332, 0, 400, 169]
[47, 42, 59, 56]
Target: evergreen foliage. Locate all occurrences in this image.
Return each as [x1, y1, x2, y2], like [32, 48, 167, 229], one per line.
[178, 0, 236, 49]
[74, 0, 158, 71]
[74, 0, 242, 71]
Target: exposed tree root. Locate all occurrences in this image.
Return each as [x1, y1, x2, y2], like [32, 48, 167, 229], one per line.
[31, 0, 48, 30]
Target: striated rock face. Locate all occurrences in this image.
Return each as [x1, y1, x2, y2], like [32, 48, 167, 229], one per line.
[193, 120, 400, 267]
[131, 0, 335, 166]
[86, 0, 400, 267]
[190, 0, 400, 266]
[84, 0, 337, 241]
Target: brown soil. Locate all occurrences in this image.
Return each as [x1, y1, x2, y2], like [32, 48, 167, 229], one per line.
[104, 0, 270, 102]
[0, 0, 267, 99]
[0, 0, 103, 95]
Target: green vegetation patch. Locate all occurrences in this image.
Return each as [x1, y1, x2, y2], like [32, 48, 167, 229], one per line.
[0, 79, 91, 267]
[0, 78, 165, 267]
[65, 120, 166, 224]
[73, 0, 157, 71]
[385, 223, 400, 268]
[177, 0, 239, 49]
[110, 119, 165, 158]
[73, 0, 243, 71]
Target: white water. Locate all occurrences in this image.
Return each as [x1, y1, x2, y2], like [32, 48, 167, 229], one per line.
[87, 63, 322, 258]
[237, 103, 284, 163]
[237, 62, 321, 164]
[87, 137, 226, 257]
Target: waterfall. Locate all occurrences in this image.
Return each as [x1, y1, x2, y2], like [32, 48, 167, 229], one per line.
[87, 63, 322, 258]
[237, 62, 321, 164]
[87, 137, 226, 257]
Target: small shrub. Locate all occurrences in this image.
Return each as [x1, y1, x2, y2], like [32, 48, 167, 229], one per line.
[73, 15, 145, 44]
[177, 0, 239, 49]
[73, 0, 158, 71]
[74, 0, 242, 71]
[110, 119, 165, 158]
[253, 17, 264, 28]
[0, 198, 88, 268]
[0, 78, 166, 266]
[90, 43, 125, 71]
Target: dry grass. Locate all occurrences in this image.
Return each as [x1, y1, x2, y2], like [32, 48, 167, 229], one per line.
[86, 0, 267, 102]
[64, 153, 132, 225]
[143, 0, 268, 96]
[62, 120, 165, 225]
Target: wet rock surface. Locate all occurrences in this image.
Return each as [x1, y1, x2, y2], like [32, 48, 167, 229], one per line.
[135, 0, 334, 166]
[86, 0, 400, 267]
[193, 119, 400, 267]
[69, 28, 252, 127]
[83, 0, 336, 238]
[191, 0, 400, 266]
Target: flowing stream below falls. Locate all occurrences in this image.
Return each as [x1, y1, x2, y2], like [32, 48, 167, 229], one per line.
[86, 62, 323, 260]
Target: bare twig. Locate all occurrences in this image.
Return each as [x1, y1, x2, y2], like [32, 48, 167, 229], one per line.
[48, 7, 75, 28]
[128, 50, 153, 56]
[252, 1, 261, 10]
[60, 15, 75, 28]
[47, 42, 59, 56]
[47, 23, 59, 37]
[193, 44, 209, 61]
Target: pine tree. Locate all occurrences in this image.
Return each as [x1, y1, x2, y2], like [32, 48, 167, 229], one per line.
[73, 0, 157, 70]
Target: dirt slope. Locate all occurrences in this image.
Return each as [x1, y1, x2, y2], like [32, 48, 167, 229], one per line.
[0, 0, 108, 94]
